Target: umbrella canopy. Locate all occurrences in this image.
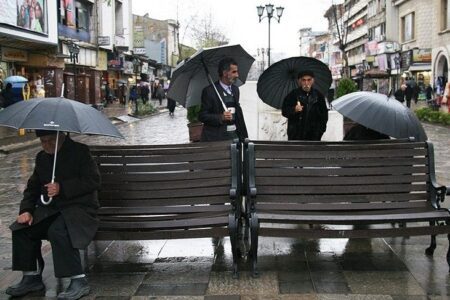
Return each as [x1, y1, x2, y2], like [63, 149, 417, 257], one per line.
[333, 91, 427, 142]
[167, 44, 255, 108]
[257, 56, 332, 109]
[4, 75, 28, 84]
[0, 97, 123, 138]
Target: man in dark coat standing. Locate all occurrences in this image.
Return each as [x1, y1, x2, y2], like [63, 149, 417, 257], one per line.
[6, 130, 101, 300]
[199, 57, 248, 142]
[282, 70, 328, 140]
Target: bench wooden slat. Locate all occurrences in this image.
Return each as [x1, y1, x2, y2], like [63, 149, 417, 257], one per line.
[256, 201, 429, 211]
[252, 141, 424, 150]
[101, 177, 230, 191]
[94, 150, 230, 164]
[256, 174, 429, 186]
[255, 157, 427, 168]
[99, 215, 229, 230]
[99, 160, 230, 173]
[255, 148, 427, 160]
[100, 169, 231, 182]
[256, 193, 428, 203]
[257, 184, 428, 195]
[99, 210, 229, 222]
[99, 195, 232, 207]
[256, 166, 429, 176]
[257, 210, 450, 224]
[98, 205, 232, 215]
[99, 186, 231, 200]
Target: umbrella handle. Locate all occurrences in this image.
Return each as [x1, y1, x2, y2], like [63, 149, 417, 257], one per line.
[40, 131, 59, 206]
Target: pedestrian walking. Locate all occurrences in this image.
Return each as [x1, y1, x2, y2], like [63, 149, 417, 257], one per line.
[5, 130, 100, 299]
[394, 84, 406, 103]
[281, 70, 328, 141]
[167, 97, 176, 116]
[198, 57, 248, 142]
[156, 83, 164, 106]
[404, 83, 413, 108]
[1, 82, 14, 108]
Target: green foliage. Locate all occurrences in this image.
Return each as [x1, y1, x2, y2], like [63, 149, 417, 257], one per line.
[187, 105, 201, 123]
[134, 99, 157, 116]
[415, 107, 450, 125]
[336, 78, 358, 99]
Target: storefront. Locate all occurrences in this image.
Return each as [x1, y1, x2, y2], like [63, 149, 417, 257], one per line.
[408, 48, 432, 100]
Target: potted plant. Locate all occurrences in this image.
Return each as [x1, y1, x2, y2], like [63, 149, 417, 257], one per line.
[336, 78, 358, 135]
[187, 105, 203, 142]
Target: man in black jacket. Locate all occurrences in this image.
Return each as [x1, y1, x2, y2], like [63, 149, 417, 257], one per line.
[199, 57, 248, 141]
[6, 130, 101, 300]
[281, 70, 328, 140]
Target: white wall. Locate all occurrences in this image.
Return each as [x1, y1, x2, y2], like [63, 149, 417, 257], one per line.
[98, 0, 115, 50]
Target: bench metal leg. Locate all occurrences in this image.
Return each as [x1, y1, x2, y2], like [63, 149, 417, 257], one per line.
[249, 212, 259, 278]
[447, 221, 450, 272]
[228, 214, 239, 279]
[425, 221, 437, 256]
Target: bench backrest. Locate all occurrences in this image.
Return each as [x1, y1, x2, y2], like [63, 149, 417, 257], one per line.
[90, 141, 240, 240]
[245, 140, 439, 214]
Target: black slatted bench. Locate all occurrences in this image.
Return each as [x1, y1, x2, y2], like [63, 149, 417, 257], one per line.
[90, 141, 242, 276]
[244, 139, 450, 276]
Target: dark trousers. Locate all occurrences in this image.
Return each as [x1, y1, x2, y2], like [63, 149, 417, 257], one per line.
[12, 214, 83, 278]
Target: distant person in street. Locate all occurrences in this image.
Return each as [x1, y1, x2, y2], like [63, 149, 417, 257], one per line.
[281, 70, 328, 141]
[344, 124, 390, 140]
[155, 83, 165, 106]
[104, 82, 113, 104]
[6, 130, 100, 299]
[167, 97, 176, 116]
[198, 57, 248, 142]
[1, 82, 14, 107]
[394, 84, 406, 103]
[404, 82, 413, 108]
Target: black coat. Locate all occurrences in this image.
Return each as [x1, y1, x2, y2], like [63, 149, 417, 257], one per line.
[10, 137, 101, 249]
[281, 87, 328, 141]
[394, 89, 405, 103]
[199, 82, 248, 142]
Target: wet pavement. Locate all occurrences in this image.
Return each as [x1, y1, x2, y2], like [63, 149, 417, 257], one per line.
[0, 99, 450, 299]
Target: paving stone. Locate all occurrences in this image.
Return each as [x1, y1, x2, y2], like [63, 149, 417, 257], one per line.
[135, 283, 207, 296]
[207, 271, 278, 295]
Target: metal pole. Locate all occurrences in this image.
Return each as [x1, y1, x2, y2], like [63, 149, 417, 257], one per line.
[268, 17, 271, 67]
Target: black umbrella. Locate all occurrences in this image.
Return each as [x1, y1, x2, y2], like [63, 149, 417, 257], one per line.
[167, 44, 255, 108]
[0, 97, 123, 204]
[257, 56, 332, 109]
[333, 91, 427, 142]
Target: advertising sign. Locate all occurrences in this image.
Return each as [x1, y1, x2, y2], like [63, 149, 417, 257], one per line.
[98, 36, 110, 46]
[0, 0, 48, 34]
[1, 47, 28, 62]
[412, 48, 432, 63]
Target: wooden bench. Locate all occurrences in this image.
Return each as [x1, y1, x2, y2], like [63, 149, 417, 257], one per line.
[244, 139, 450, 276]
[90, 141, 242, 276]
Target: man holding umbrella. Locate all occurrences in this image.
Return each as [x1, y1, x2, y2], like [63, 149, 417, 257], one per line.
[281, 70, 328, 141]
[6, 130, 100, 299]
[199, 57, 248, 141]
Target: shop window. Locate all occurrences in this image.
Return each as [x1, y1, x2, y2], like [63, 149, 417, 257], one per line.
[401, 12, 414, 42]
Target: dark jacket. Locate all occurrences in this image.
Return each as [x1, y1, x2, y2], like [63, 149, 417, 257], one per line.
[344, 124, 390, 140]
[281, 87, 328, 141]
[10, 137, 101, 249]
[394, 89, 405, 103]
[199, 81, 248, 142]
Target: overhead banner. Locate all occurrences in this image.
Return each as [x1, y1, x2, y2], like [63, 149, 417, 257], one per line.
[0, 0, 48, 34]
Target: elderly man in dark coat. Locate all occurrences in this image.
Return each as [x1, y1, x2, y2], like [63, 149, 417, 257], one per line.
[282, 70, 329, 140]
[199, 57, 248, 142]
[6, 130, 101, 300]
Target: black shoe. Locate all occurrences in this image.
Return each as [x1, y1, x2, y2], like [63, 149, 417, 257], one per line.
[57, 277, 90, 300]
[5, 274, 45, 297]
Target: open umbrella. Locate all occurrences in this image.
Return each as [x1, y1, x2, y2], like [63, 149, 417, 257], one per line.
[4, 75, 28, 84]
[167, 44, 255, 108]
[257, 56, 332, 109]
[333, 91, 427, 142]
[0, 97, 123, 204]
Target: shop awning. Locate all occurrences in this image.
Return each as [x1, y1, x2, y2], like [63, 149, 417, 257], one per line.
[408, 64, 431, 72]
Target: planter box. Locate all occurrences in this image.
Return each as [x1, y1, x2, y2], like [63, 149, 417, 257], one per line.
[188, 122, 203, 142]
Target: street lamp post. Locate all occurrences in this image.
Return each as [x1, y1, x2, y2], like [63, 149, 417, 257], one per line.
[257, 4, 284, 67]
[67, 41, 80, 100]
[132, 57, 140, 115]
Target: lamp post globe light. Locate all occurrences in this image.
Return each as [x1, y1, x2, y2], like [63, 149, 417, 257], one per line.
[67, 41, 80, 100]
[257, 4, 284, 67]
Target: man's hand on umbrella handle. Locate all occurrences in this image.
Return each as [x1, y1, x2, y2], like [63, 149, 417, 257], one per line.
[17, 212, 33, 225]
[45, 182, 60, 198]
[222, 110, 233, 121]
[295, 101, 303, 113]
